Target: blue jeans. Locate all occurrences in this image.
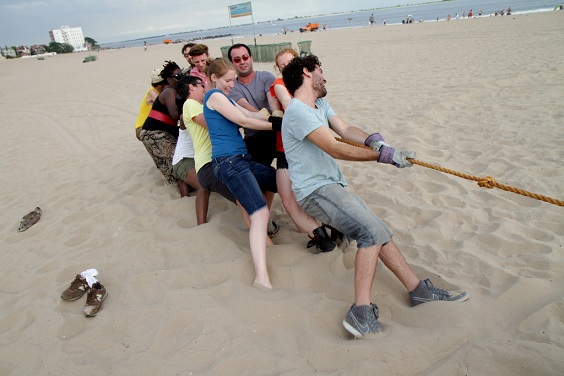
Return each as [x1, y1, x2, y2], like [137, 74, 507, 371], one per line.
[299, 183, 393, 249]
[213, 154, 277, 216]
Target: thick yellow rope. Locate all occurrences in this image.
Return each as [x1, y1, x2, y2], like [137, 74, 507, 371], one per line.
[336, 137, 564, 207]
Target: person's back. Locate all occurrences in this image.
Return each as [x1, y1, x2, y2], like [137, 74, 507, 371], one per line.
[204, 89, 248, 159]
[184, 98, 212, 172]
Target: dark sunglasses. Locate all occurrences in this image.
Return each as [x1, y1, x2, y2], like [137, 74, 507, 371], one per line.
[172, 73, 184, 80]
[232, 54, 250, 64]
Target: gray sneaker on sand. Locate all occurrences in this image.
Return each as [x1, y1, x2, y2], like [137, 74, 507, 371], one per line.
[83, 282, 108, 317]
[61, 274, 89, 301]
[342, 303, 382, 338]
[409, 279, 469, 307]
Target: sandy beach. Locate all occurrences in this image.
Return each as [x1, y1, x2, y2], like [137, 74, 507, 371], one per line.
[1, 11, 563, 375]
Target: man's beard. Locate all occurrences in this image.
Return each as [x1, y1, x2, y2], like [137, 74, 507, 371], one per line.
[313, 76, 327, 98]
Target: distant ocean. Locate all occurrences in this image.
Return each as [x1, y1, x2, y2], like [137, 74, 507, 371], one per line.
[100, 0, 559, 49]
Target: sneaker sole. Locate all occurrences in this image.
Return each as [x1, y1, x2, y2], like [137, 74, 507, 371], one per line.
[342, 320, 364, 339]
[411, 291, 470, 306]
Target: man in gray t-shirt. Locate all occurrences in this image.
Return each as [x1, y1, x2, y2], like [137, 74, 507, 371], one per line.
[282, 55, 468, 339]
[228, 43, 278, 167]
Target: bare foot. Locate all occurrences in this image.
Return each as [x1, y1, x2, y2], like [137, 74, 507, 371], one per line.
[252, 280, 273, 290]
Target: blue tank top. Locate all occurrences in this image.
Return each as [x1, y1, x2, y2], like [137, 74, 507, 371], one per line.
[203, 89, 248, 159]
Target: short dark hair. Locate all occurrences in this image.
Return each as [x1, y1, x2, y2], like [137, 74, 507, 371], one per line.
[182, 42, 196, 55]
[189, 43, 209, 57]
[227, 43, 252, 62]
[282, 54, 321, 96]
[176, 75, 202, 100]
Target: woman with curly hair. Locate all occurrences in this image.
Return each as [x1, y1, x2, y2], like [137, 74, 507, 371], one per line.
[140, 60, 184, 187]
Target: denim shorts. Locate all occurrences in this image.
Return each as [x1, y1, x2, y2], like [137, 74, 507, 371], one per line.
[299, 183, 393, 249]
[197, 162, 236, 204]
[213, 154, 277, 216]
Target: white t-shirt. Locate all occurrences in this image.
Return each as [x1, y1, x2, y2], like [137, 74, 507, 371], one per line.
[172, 128, 195, 165]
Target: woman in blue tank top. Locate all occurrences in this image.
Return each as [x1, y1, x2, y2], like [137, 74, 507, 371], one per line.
[203, 58, 279, 290]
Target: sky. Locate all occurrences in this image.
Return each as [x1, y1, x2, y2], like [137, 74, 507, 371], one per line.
[0, 0, 431, 47]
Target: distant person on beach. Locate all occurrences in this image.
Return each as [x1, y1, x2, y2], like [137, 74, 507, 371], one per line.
[369, 14, 375, 27]
[181, 42, 196, 73]
[134, 68, 166, 141]
[269, 48, 336, 252]
[468, 10, 473, 18]
[188, 44, 211, 91]
[204, 57, 280, 289]
[144, 41, 147, 51]
[228, 43, 280, 236]
[140, 61, 183, 187]
[281, 55, 469, 338]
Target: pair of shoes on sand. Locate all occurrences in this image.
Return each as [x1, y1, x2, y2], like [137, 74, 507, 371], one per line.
[61, 274, 108, 317]
[343, 279, 469, 339]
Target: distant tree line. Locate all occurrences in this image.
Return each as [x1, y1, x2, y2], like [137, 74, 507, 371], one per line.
[46, 42, 74, 54]
[2, 36, 98, 58]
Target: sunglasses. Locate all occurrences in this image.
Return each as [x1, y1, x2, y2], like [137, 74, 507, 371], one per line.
[193, 82, 204, 87]
[232, 54, 250, 64]
[172, 73, 184, 80]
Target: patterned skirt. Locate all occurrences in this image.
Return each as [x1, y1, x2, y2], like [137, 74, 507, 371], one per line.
[139, 129, 177, 185]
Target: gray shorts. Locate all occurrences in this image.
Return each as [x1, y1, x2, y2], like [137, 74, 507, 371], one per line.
[299, 183, 393, 249]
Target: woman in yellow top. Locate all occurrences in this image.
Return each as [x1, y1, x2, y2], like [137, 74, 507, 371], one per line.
[134, 68, 167, 140]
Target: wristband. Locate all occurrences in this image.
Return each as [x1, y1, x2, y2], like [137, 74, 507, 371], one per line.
[364, 132, 384, 146]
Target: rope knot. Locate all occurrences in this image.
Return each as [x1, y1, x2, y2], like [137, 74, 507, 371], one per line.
[478, 176, 496, 189]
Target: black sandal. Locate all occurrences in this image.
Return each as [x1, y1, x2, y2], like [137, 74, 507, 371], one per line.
[306, 225, 336, 253]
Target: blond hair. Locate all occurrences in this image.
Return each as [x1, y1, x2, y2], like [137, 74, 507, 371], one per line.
[274, 48, 298, 71]
[207, 57, 235, 84]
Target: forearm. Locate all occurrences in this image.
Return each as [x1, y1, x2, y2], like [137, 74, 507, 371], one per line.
[328, 140, 379, 161]
[339, 125, 370, 145]
[239, 117, 272, 131]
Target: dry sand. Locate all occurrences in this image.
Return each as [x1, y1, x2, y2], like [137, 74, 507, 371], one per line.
[1, 11, 563, 376]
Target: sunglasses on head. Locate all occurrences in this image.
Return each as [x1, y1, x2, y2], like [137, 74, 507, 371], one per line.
[232, 54, 250, 64]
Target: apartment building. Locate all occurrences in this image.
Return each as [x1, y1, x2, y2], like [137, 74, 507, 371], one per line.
[49, 25, 87, 52]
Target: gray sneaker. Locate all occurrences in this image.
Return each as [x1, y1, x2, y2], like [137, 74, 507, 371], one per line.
[409, 279, 469, 307]
[83, 282, 108, 317]
[342, 304, 382, 338]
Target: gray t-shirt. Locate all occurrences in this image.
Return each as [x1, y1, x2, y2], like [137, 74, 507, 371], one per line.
[282, 97, 347, 201]
[228, 71, 275, 138]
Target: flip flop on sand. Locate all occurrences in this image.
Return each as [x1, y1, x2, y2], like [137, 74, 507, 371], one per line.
[18, 207, 42, 232]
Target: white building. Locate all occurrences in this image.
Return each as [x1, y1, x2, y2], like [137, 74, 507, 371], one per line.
[49, 25, 87, 52]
